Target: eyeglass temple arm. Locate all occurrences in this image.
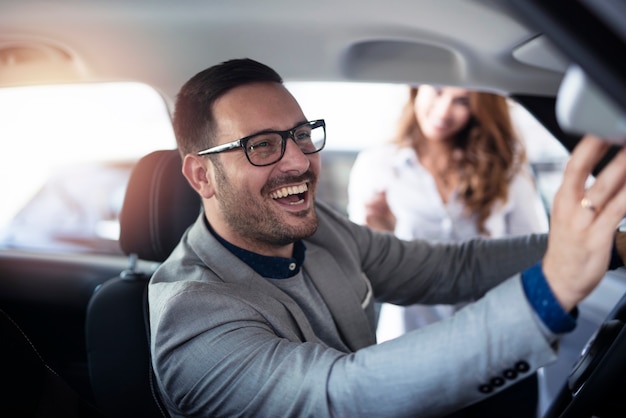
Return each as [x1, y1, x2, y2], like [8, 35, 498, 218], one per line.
[198, 140, 242, 155]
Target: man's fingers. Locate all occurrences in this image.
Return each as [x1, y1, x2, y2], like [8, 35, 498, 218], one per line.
[560, 135, 612, 200]
[543, 137, 625, 310]
[593, 151, 626, 233]
[584, 146, 626, 217]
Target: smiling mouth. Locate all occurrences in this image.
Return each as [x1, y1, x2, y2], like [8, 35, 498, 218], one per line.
[270, 183, 308, 204]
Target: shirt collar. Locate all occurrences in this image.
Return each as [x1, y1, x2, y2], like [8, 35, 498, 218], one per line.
[206, 219, 306, 279]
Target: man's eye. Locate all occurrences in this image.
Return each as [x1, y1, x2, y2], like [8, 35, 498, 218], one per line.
[246, 134, 281, 155]
[295, 130, 312, 142]
[247, 141, 270, 152]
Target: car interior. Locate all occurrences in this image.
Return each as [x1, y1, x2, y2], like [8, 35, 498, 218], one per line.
[1, 0, 625, 417]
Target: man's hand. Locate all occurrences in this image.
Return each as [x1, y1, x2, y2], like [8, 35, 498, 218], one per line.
[543, 135, 626, 312]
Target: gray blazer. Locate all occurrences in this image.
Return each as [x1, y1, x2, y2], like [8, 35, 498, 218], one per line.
[149, 201, 554, 418]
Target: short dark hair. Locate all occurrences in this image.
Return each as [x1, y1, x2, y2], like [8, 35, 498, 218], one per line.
[173, 58, 283, 156]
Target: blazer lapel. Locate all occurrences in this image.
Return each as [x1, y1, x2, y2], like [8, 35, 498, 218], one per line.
[188, 214, 375, 350]
[189, 216, 322, 344]
[303, 244, 376, 351]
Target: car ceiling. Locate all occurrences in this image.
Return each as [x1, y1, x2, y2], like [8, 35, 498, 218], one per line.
[0, 0, 570, 106]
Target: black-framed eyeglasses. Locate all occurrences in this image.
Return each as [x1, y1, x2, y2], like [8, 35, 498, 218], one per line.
[197, 119, 326, 167]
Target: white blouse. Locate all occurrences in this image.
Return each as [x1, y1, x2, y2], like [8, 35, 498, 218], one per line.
[347, 143, 550, 341]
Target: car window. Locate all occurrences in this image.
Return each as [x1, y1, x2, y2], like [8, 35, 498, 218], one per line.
[286, 81, 570, 217]
[0, 81, 569, 256]
[0, 82, 176, 255]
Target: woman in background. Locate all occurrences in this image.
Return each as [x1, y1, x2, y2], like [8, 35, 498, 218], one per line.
[348, 85, 549, 418]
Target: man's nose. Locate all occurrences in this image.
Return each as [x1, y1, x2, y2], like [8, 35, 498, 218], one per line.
[279, 137, 310, 173]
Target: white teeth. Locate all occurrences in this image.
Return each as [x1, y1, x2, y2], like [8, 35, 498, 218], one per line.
[270, 183, 308, 199]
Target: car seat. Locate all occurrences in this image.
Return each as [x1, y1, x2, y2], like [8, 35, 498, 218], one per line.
[85, 149, 200, 418]
[0, 307, 105, 417]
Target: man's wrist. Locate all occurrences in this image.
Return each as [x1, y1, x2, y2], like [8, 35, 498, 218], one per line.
[521, 262, 577, 334]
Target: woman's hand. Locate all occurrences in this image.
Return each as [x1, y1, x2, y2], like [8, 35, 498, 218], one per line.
[364, 191, 397, 232]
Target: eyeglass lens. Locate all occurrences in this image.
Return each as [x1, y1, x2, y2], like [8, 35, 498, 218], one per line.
[244, 123, 325, 166]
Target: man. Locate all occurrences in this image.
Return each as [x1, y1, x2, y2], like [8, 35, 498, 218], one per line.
[149, 58, 626, 417]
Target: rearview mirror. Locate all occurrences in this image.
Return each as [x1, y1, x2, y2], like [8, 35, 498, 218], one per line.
[556, 65, 626, 144]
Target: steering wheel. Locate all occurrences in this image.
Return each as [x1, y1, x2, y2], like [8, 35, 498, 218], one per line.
[543, 290, 626, 418]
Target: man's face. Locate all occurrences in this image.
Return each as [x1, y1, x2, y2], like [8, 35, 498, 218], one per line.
[207, 82, 321, 255]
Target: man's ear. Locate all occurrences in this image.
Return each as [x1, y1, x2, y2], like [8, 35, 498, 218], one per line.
[182, 154, 216, 199]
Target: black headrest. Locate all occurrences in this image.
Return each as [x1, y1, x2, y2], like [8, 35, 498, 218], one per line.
[119, 150, 200, 262]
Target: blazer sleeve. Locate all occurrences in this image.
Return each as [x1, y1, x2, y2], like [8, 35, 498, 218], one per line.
[150, 275, 558, 418]
[312, 201, 548, 306]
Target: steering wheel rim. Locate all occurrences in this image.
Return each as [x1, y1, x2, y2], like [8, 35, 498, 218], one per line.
[543, 291, 626, 418]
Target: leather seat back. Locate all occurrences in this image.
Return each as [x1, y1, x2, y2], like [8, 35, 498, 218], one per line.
[85, 150, 200, 418]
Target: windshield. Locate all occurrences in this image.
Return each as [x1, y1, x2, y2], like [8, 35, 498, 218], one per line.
[0, 81, 569, 255]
